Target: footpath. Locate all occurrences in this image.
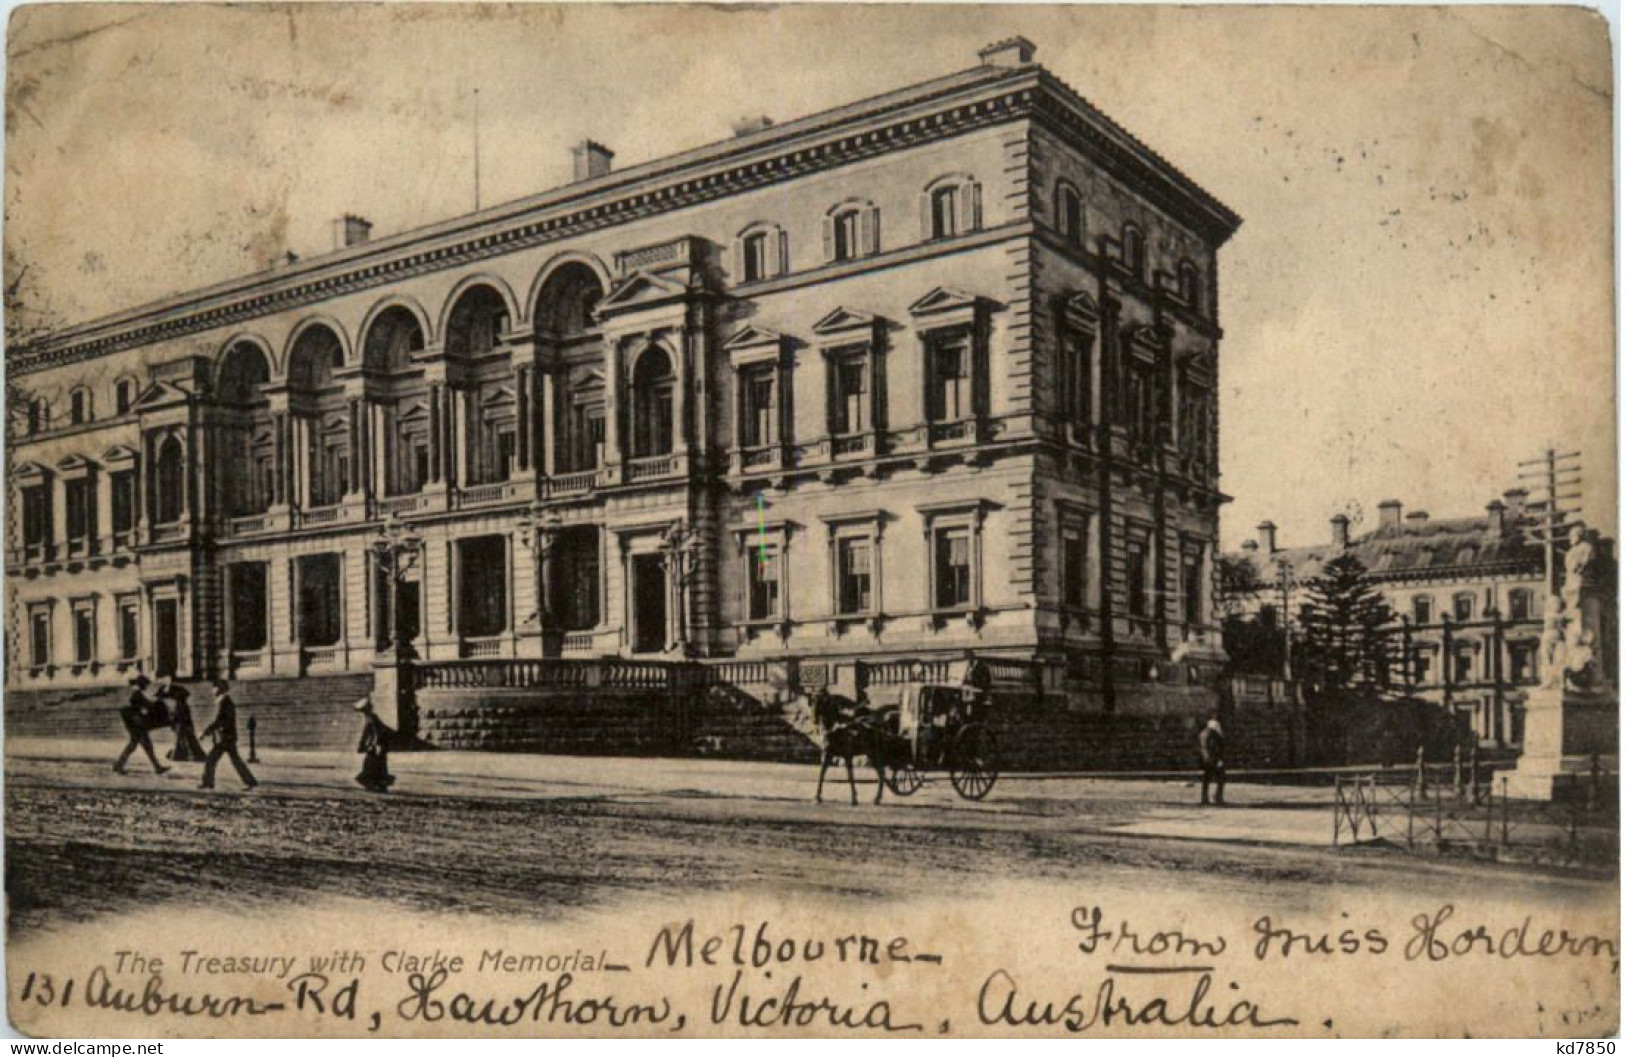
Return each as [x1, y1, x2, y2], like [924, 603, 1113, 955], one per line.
[6, 735, 1343, 849]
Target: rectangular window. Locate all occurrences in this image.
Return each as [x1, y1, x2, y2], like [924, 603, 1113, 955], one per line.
[412, 443, 430, 489]
[230, 563, 269, 651]
[1062, 525, 1087, 608]
[742, 233, 768, 283]
[934, 527, 972, 610]
[111, 472, 135, 537]
[1126, 542, 1150, 618]
[1182, 550, 1203, 627]
[1510, 645, 1532, 684]
[22, 486, 48, 547]
[747, 544, 781, 621]
[1067, 334, 1093, 426]
[834, 355, 867, 435]
[929, 336, 970, 422]
[1413, 596, 1433, 625]
[31, 610, 50, 667]
[1414, 650, 1434, 684]
[1509, 592, 1531, 622]
[73, 607, 94, 664]
[832, 211, 859, 262]
[496, 430, 515, 480]
[1453, 649, 1474, 683]
[931, 187, 958, 239]
[457, 537, 508, 638]
[297, 554, 344, 647]
[837, 538, 872, 615]
[65, 478, 94, 542]
[1126, 368, 1155, 445]
[1453, 595, 1473, 622]
[742, 367, 777, 448]
[119, 601, 140, 660]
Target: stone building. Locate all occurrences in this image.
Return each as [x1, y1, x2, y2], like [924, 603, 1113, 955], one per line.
[1227, 492, 1552, 748]
[7, 39, 1242, 754]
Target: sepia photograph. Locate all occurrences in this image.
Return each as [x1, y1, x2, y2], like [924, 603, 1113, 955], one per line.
[1, 3, 1617, 1040]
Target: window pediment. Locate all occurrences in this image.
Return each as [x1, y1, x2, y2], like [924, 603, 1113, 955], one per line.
[15, 460, 52, 483]
[57, 453, 100, 478]
[812, 306, 880, 338]
[724, 325, 789, 367]
[103, 444, 140, 467]
[596, 270, 690, 316]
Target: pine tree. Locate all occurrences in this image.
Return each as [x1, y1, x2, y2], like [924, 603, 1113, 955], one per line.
[1297, 553, 1400, 692]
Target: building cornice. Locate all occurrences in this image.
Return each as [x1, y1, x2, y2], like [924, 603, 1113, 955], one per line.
[12, 60, 1239, 378]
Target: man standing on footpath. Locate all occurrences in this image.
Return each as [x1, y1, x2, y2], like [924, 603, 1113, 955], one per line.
[113, 674, 170, 776]
[199, 679, 258, 791]
[1199, 712, 1227, 807]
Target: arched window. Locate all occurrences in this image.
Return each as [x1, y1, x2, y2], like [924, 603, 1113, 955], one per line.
[1055, 182, 1083, 245]
[69, 388, 91, 425]
[115, 378, 137, 415]
[824, 200, 879, 263]
[533, 263, 604, 338]
[155, 435, 186, 524]
[1178, 260, 1202, 310]
[445, 286, 510, 359]
[735, 224, 787, 284]
[362, 307, 425, 375]
[630, 346, 675, 458]
[923, 176, 981, 240]
[287, 325, 343, 391]
[1122, 224, 1146, 279]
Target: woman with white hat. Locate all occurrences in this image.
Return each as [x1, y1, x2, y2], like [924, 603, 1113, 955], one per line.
[354, 696, 396, 792]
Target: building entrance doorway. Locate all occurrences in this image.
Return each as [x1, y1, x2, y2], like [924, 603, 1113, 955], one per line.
[631, 554, 667, 654]
[154, 599, 180, 677]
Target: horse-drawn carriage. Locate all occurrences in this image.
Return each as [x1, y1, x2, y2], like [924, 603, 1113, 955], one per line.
[813, 682, 1000, 803]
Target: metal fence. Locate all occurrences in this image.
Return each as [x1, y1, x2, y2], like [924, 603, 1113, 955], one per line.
[1333, 757, 1617, 864]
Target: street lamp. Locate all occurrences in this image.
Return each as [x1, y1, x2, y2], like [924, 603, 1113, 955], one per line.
[369, 514, 423, 660]
[515, 502, 564, 630]
[660, 519, 704, 655]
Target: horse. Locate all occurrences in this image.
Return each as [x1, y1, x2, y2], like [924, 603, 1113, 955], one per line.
[808, 689, 888, 805]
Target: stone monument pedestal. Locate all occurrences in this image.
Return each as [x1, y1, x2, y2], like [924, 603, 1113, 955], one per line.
[1504, 684, 1617, 801]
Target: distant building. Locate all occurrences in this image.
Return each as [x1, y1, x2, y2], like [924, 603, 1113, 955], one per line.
[1226, 491, 1551, 748]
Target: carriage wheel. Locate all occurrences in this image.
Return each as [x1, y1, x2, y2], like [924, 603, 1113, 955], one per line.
[949, 727, 999, 801]
[885, 761, 924, 797]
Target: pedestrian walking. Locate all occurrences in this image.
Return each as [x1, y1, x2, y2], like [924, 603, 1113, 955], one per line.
[114, 675, 170, 776]
[960, 649, 992, 715]
[1199, 712, 1227, 807]
[199, 679, 258, 790]
[353, 696, 396, 792]
[167, 684, 207, 763]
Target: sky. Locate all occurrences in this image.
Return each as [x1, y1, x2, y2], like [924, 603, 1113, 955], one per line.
[5, 4, 1615, 547]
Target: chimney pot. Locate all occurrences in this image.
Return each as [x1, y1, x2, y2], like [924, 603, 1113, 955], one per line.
[731, 114, 774, 137]
[572, 140, 614, 182]
[1378, 499, 1403, 531]
[1405, 510, 1430, 524]
[1331, 514, 1350, 549]
[978, 36, 1038, 69]
[334, 214, 372, 249]
[1257, 521, 1278, 554]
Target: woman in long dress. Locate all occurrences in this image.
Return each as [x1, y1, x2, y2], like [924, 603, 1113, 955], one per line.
[354, 696, 396, 792]
[167, 684, 207, 762]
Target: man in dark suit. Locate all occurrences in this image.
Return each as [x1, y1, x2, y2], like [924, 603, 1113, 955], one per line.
[1199, 713, 1227, 807]
[114, 675, 170, 775]
[200, 679, 258, 790]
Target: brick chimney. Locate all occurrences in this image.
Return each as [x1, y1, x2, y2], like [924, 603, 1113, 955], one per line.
[1502, 488, 1529, 521]
[978, 36, 1038, 69]
[1486, 499, 1506, 537]
[1331, 514, 1350, 550]
[572, 140, 614, 182]
[333, 214, 372, 249]
[1378, 499, 1403, 531]
[1257, 521, 1278, 554]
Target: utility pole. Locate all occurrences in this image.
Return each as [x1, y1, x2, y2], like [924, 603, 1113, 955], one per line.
[473, 86, 483, 212]
[1517, 448, 1583, 594]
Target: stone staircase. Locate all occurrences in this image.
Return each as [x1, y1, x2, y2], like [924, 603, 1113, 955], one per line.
[688, 682, 820, 762]
[5, 674, 374, 753]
